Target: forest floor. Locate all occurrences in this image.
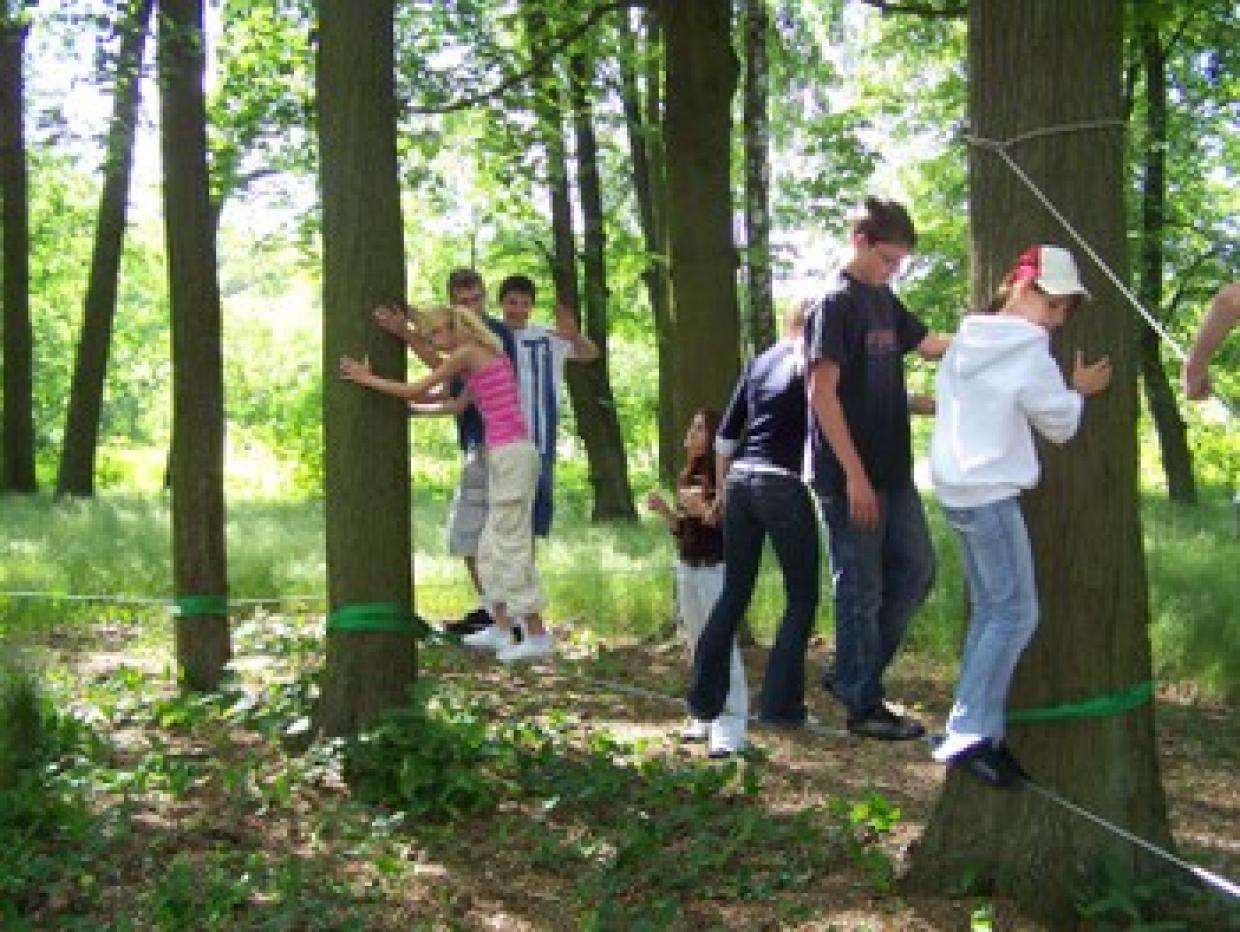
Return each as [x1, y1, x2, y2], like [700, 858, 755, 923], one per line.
[20, 615, 1240, 931]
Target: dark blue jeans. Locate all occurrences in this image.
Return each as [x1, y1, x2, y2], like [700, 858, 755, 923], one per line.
[687, 470, 820, 724]
[816, 482, 935, 719]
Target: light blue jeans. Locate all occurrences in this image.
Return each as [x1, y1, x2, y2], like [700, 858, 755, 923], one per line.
[942, 496, 1039, 742]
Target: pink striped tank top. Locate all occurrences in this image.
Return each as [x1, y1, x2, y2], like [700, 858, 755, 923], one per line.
[465, 354, 529, 449]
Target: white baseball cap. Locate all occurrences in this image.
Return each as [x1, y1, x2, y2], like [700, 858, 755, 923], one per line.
[1006, 245, 1091, 300]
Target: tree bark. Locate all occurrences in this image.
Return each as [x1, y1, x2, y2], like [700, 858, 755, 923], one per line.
[0, 4, 36, 493]
[58, 0, 154, 498]
[618, 8, 676, 484]
[567, 49, 636, 522]
[906, 2, 1172, 921]
[1135, 21, 1195, 505]
[660, 0, 740, 449]
[158, 0, 230, 689]
[317, 0, 415, 737]
[742, 0, 775, 353]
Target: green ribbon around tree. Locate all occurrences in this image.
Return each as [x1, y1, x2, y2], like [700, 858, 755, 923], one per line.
[170, 594, 229, 617]
[327, 602, 431, 639]
[1006, 680, 1153, 725]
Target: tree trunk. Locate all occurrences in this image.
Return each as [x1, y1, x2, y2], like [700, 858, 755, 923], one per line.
[661, 0, 740, 449]
[0, 5, 36, 493]
[567, 50, 636, 522]
[317, 0, 415, 738]
[158, 0, 230, 690]
[58, 0, 154, 498]
[742, 0, 775, 354]
[619, 9, 676, 484]
[1135, 21, 1195, 504]
[907, 2, 1172, 922]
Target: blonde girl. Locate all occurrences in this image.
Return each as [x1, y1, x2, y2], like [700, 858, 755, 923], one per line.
[339, 305, 553, 663]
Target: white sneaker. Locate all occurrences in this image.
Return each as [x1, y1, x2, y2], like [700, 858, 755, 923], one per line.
[462, 624, 514, 650]
[708, 719, 746, 759]
[496, 632, 555, 663]
[679, 719, 710, 743]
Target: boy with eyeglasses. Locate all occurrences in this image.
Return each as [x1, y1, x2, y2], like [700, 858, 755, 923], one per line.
[807, 197, 951, 741]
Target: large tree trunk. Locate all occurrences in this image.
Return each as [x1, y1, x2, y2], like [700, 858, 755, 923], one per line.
[159, 0, 230, 690]
[317, 0, 415, 738]
[742, 0, 775, 354]
[567, 50, 636, 522]
[618, 9, 676, 484]
[58, 0, 154, 498]
[907, 2, 1171, 921]
[1135, 22, 1195, 504]
[0, 4, 36, 493]
[661, 0, 740, 448]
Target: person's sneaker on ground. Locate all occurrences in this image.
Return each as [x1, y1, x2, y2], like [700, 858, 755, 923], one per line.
[462, 624, 514, 650]
[847, 704, 926, 741]
[444, 607, 493, 636]
[708, 726, 745, 759]
[496, 632, 554, 663]
[679, 718, 710, 743]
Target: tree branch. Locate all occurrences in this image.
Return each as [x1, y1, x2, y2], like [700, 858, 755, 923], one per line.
[406, 0, 643, 116]
[859, 0, 967, 18]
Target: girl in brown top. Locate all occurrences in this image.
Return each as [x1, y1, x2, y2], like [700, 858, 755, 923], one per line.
[647, 409, 748, 758]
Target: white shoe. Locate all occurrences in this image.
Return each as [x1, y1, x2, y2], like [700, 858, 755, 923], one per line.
[496, 632, 555, 663]
[462, 624, 514, 650]
[708, 720, 746, 759]
[680, 719, 710, 743]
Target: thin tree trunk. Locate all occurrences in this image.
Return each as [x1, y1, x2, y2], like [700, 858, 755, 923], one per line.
[661, 0, 740, 449]
[1136, 22, 1195, 504]
[907, 2, 1171, 921]
[158, 0, 230, 689]
[317, 0, 415, 737]
[567, 49, 636, 522]
[0, 4, 36, 493]
[58, 0, 154, 498]
[742, 0, 775, 353]
[618, 8, 675, 484]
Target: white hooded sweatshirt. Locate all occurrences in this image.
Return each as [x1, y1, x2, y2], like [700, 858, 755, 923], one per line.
[930, 314, 1083, 508]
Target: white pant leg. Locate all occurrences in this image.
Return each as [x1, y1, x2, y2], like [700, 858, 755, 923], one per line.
[677, 561, 747, 750]
[478, 442, 545, 617]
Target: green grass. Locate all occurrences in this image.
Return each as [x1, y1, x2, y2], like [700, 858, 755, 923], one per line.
[0, 466, 1236, 698]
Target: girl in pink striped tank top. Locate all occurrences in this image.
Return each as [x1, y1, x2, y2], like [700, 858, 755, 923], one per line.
[340, 305, 553, 663]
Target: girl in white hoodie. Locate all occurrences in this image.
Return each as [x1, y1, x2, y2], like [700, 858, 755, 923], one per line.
[929, 245, 1112, 785]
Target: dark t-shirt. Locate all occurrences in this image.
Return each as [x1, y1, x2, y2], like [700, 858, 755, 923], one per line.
[675, 462, 724, 565]
[717, 338, 808, 474]
[806, 269, 927, 495]
[455, 316, 517, 453]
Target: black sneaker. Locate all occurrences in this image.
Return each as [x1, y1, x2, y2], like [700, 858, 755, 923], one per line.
[847, 704, 926, 741]
[960, 742, 1024, 790]
[444, 607, 492, 636]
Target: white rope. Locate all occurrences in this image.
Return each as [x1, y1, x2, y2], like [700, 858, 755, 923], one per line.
[966, 126, 1237, 420]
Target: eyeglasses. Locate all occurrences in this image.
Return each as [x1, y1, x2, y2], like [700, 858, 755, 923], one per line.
[871, 243, 911, 277]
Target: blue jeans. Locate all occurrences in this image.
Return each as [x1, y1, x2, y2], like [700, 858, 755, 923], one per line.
[942, 497, 1039, 742]
[687, 470, 820, 724]
[817, 482, 935, 719]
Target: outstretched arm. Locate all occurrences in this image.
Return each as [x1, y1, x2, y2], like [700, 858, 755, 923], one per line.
[339, 347, 470, 401]
[1183, 283, 1240, 400]
[553, 301, 600, 362]
[373, 303, 443, 371]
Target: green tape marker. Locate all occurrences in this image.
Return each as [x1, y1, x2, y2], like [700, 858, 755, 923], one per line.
[1007, 680, 1153, 725]
[171, 594, 229, 617]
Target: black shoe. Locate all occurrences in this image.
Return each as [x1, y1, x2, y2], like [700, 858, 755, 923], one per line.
[959, 742, 1024, 790]
[756, 714, 807, 731]
[444, 607, 492, 636]
[989, 743, 1030, 784]
[847, 704, 926, 741]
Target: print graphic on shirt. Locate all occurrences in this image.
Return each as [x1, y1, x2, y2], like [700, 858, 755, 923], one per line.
[518, 334, 559, 461]
[865, 329, 898, 354]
